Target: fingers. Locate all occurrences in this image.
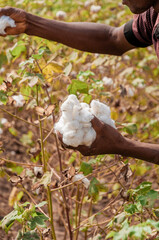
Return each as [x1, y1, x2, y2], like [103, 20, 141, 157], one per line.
[0, 6, 14, 17]
[0, 22, 26, 36]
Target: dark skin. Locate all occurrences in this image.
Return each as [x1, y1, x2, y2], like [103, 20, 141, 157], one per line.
[0, 1, 159, 164]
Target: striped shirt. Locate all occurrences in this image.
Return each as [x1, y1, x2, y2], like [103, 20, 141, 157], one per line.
[124, 7, 159, 58]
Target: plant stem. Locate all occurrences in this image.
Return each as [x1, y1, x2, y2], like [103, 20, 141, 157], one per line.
[35, 59, 72, 239]
[0, 106, 50, 133]
[51, 111, 73, 239]
[75, 186, 85, 240]
[74, 185, 80, 239]
[47, 186, 57, 240]
[84, 197, 92, 240]
[36, 85, 56, 239]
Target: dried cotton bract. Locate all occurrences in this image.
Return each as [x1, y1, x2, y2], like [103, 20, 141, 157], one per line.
[0, 16, 16, 35]
[54, 95, 115, 148]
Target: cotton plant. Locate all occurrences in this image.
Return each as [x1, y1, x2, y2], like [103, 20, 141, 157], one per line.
[0, 15, 16, 34]
[54, 94, 115, 148]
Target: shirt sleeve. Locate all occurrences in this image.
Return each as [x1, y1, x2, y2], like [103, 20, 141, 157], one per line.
[124, 9, 154, 48]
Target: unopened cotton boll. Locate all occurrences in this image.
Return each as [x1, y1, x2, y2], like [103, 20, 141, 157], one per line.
[0, 16, 16, 35]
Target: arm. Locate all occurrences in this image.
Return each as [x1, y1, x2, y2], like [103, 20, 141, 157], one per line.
[0, 7, 135, 55]
[26, 14, 134, 55]
[61, 117, 159, 165]
[120, 138, 159, 165]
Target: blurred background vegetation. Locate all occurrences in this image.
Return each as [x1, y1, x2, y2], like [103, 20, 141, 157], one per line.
[0, 0, 159, 239]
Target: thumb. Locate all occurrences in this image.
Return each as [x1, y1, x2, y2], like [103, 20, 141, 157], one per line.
[90, 116, 104, 133]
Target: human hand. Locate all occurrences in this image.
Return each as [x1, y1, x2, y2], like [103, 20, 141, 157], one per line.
[58, 116, 125, 156]
[0, 6, 27, 36]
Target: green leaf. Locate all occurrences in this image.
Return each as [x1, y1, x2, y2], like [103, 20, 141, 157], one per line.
[0, 209, 19, 232]
[10, 41, 26, 59]
[29, 212, 48, 230]
[39, 171, 52, 187]
[80, 162, 93, 176]
[20, 131, 33, 146]
[68, 152, 77, 164]
[146, 219, 159, 231]
[0, 90, 7, 104]
[35, 201, 47, 208]
[68, 79, 88, 95]
[9, 127, 18, 137]
[134, 182, 152, 195]
[124, 204, 139, 214]
[77, 70, 95, 79]
[16, 230, 40, 240]
[0, 52, 7, 68]
[122, 123, 137, 135]
[88, 177, 99, 200]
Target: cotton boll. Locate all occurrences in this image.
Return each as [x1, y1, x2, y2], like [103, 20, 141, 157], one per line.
[63, 136, 79, 147]
[91, 100, 111, 118]
[82, 122, 92, 128]
[12, 95, 25, 107]
[56, 10, 67, 20]
[102, 77, 113, 86]
[0, 118, 8, 125]
[75, 129, 85, 144]
[84, 0, 95, 7]
[81, 102, 89, 109]
[63, 130, 76, 141]
[67, 94, 80, 105]
[0, 16, 16, 35]
[83, 127, 96, 146]
[61, 95, 80, 113]
[72, 174, 90, 189]
[90, 5, 101, 13]
[55, 94, 116, 147]
[100, 117, 116, 128]
[61, 100, 74, 112]
[79, 108, 94, 123]
[110, 119, 116, 129]
[72, 105, 81, 120]
[54, 118, 65, 134]
[62, 111, 74, 122]
[63, 120, 80, 132]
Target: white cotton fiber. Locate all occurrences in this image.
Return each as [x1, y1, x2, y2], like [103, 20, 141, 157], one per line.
[0, 16, 16, 35]
[12, 94, 25, 107]
[72, 173, 90, 189]
[54, 94, 115, 147]
[83, 128, 96, 146]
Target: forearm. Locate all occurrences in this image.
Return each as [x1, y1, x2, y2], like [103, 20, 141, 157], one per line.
[26, 13, 125, 55]
[120, 138, 159, 165]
